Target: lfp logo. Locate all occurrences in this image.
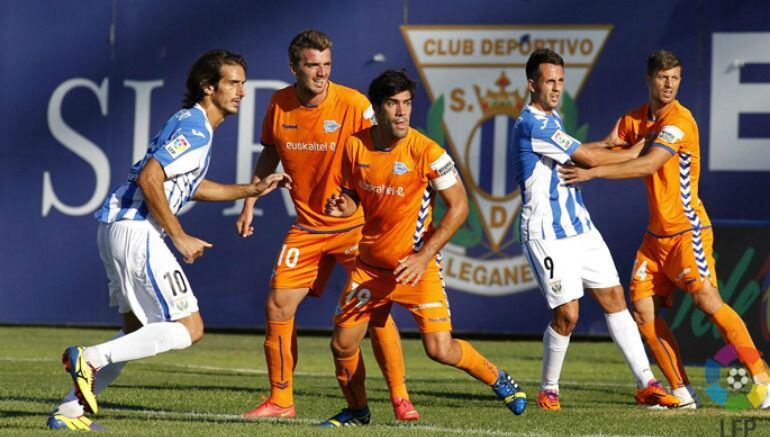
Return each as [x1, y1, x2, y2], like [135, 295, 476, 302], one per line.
[704, 344, 767, 411]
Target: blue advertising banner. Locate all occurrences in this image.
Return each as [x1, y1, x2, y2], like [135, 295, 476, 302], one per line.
[1, 0, 769, 338]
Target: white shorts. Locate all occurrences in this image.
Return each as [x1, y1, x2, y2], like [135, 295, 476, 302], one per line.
[522, 229, 620, 309]
[96, 221, 199, 324]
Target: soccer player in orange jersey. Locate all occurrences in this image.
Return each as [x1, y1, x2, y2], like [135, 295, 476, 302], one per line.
[560, 50, 770, 409]
[235, 30, 418, 420]
[319, 70, 526, 427]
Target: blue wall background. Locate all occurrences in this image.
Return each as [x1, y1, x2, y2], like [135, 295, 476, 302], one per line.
[1, 0, 768, 339]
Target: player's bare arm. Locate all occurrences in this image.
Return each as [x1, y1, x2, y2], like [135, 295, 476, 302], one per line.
[569, 137, 645, 168]
[194, 173, 291, 202]
[236, 147, 282, 237]
[324, 191, 358, 217]
[560, 145, 672, 184]
[395, 178, 469, 286]
[137, 157, 212, 264]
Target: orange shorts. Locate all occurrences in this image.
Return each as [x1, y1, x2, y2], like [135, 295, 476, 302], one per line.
[630, 227, 718, 307]
[269, 225, 362, 297]
[333, 258, 452, 333]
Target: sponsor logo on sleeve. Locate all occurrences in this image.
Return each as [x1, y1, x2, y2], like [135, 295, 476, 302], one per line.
[176, 110, 191, 121]
[324, 120, 341, 133]
[550, 129, 574, 151]
[657, 125, 685, 144]
[164, 135, 191, 158]
[363, 105, 374, 120]
[191, 129, 206, 139]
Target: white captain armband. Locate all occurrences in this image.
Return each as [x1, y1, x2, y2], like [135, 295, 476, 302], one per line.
[429, 152, 459, 190]
[657, 125, 685, 144]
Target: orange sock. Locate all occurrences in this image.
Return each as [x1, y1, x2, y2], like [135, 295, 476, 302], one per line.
[455, 339, 498, 385]
[370, 315, 409, 401]
[335, 349, 368, 409]
[291, 323, 298, 372]
[638, 319, 686, 388]
[654, 318, 690, 386]
[264, 318, 295, 407]
[712, 304, 767, 376]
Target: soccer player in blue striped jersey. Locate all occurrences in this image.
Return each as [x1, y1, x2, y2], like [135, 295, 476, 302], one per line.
[47, 49, 291, 431]
[510, 48, 679, 410]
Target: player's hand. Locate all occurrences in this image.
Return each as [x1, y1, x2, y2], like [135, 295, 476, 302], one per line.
[325, 193, 350, 217]
[394, 253, 431, 286]
[559, 164, 594, 185]
[235, 204, 254, 238]
[253, 173, 292, 197]
[630, 137, 647, 156]
[171, 233, 213, 264]
[603, 117, 628, 148]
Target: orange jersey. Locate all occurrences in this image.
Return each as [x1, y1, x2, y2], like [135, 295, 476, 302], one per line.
[617, 100, 711, 237]
[261, 82, 373, 231]
[340, 128, 458, 269]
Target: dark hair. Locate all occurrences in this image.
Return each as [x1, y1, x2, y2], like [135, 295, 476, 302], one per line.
[525, 48, 564, 81]
[182, 49, 247, 109]
[368, 70, 416, 107]
[647, 50, 682, 77]
[288, 29, 332, 67]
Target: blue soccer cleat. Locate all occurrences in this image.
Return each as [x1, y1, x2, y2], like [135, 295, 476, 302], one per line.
[491, 369, 527, 415]
[47, 413, 105, 431]
[62, 346, 98, 414]
[318, 406, 371, 427]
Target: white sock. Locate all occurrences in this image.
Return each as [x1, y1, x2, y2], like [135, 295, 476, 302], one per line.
[83, 322, 192, 367]
[57, 331, 128, 418]
[605, 310, 655, 388]
[541, 324, 571, 392]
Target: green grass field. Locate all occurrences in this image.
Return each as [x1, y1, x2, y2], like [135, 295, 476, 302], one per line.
[1, 326, 766, 436]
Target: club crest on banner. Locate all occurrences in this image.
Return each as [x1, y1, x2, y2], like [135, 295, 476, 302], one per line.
[401, 25, 612, 296]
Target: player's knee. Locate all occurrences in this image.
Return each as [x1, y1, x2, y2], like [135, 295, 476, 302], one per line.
[631, 307, 651, 327]
[424, 341, 453, 365]
[265, 290, 302, 321]
[187, 322, 204, 344]
[330, 336, 357, 357]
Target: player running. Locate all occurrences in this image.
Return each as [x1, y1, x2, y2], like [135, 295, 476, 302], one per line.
[236, 30, 418, 420]
[510, 48, 680, 411]
[560, 49, 770, 409]
[320, 70, 526, 427]
[47, 49, 291, 431]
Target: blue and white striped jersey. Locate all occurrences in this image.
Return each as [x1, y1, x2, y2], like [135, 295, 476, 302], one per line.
[96, 104, 213, 227]
[510, 105, 593, 242]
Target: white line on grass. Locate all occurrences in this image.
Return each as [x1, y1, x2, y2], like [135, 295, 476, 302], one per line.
[0, 356, 678, 390]
[136, 408, 659, 437]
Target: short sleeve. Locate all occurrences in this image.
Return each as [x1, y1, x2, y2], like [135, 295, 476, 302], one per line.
[151, 123, 210, 179]
[529, 116, 581, 164]
[353, 92, 375, 131]
[260, 101, 276, 148]
[616, 114, 635, 144]
[652, 118, 689, 155]
[425, 141, 458, 190]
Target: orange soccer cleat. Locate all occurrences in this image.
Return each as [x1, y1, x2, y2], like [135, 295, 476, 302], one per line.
[392, 397, 420, 421]
[537, 390, 561, 411]
[635, 380, 681, 408]
[242, 399, 296, 418]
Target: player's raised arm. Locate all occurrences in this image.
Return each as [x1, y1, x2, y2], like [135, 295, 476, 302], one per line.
[194, 173, 291, 202]
[137, 157, 212, 264]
